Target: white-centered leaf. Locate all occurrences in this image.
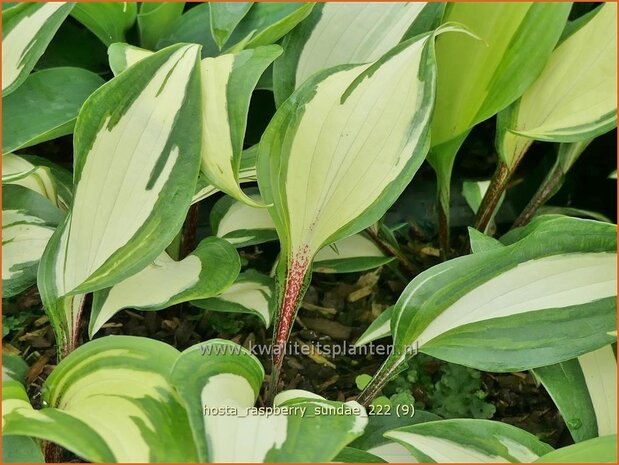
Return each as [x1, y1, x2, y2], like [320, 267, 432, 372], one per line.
[170, 340, 368, 462]
[2, 185, 64, 299]
[199, 46, 281, 206]
[273, 2, 438, 104]
[2, 337, 197, 462]
[89, 237, 240, 337]
[505, 3, 617, 145]
[107, 42, 153, 76]
[2, 2, 74, 95]
[106, 42, 280, 207]
[192, 145, 258, 205]
[2, 154, 73, 211]
[533, 344, 617, 443]
[210, 190, 393, 273]
[389, 216, 616, 374]
[37, 43, 203, 353]
[259, 32, 438, 261]
[192, 270, 275, 327]
[385, 419, 553, 462]
[257, 28, 444, 364]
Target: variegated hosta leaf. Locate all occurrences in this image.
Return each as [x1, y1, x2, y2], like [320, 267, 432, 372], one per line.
[274, 1, 439, 104]
[89, 237, 240, 337]
[107, 43, 154, 76]
[2, 67, 104, 154]
[41, 43, 202, 295]
[501, 3, 617, 154]
[199, 46, 281, 206]
[137, 2, 185, 51]
[533, 435, 617, 463]
[3, 336, 198, 462]
[210, 191, 393, 273]
[106, 41, 279, 207]
[223, 2, 315, 51]
[2, 377, 116, 463]
[2, 2, 74, 95]
[2, 185, 64, 299]
[313, 233, 394, 273]
[365, 442, 419, 463]
[210, 190, 278, 247]
[427, 2, 571, 220]
[533, 345, 617, 442]
[192, 145, 258, 205]
[70, 2, 137, 46]
[355, 306, 394, 347]
[38, 44, 203, 352]
[209, 1, 253, 50]
[334, 447, 387, 463]
[170, 340, 368, 462]
[391, 216, 616, 373]
[462, 180, 504, 234]
[192, 270, 274, 327]
[2, 154, 73, 211]
[385, 419, 553, 462]
[257, 29, 440, 370]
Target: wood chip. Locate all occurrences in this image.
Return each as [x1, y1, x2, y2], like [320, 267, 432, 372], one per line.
[300, 301, 337, 315]
[301, 317, 352, 340]
[347, 286, 373, 302]
[26, 351, 53, 384]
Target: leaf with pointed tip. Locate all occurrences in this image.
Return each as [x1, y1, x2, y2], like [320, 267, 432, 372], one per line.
[192, 270, 274, 327]
[156, 3, 219, 57]
[192, 145, 258, 205]
[107, 42, 153, 76]
[355, 306, 394, 347]
[89, 237, 240, 337]
[2, 154, 73, 211]
[137, 2, 185, 50]
[105, 42, 279, 207]
[533, 345, 617, 442]
[2, 185, 64, 298]
[200, 46, 282, 206]
[2, 2, 74, 95]
[2, 67, 104, 154]
[225, 2, 315, 51]
[71, 2, 137, 46]
[468, 228, 505, 254]
[37, 43, 203, 352]
[385, 419, 553, 462]
[389, 216, 616, 374]
[501, 3, 616, 152]
[273, 2, 437, 104]
[209, 1, 252, 50]
[257, 29, 442, 368]
[427, 2, 571, 218]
